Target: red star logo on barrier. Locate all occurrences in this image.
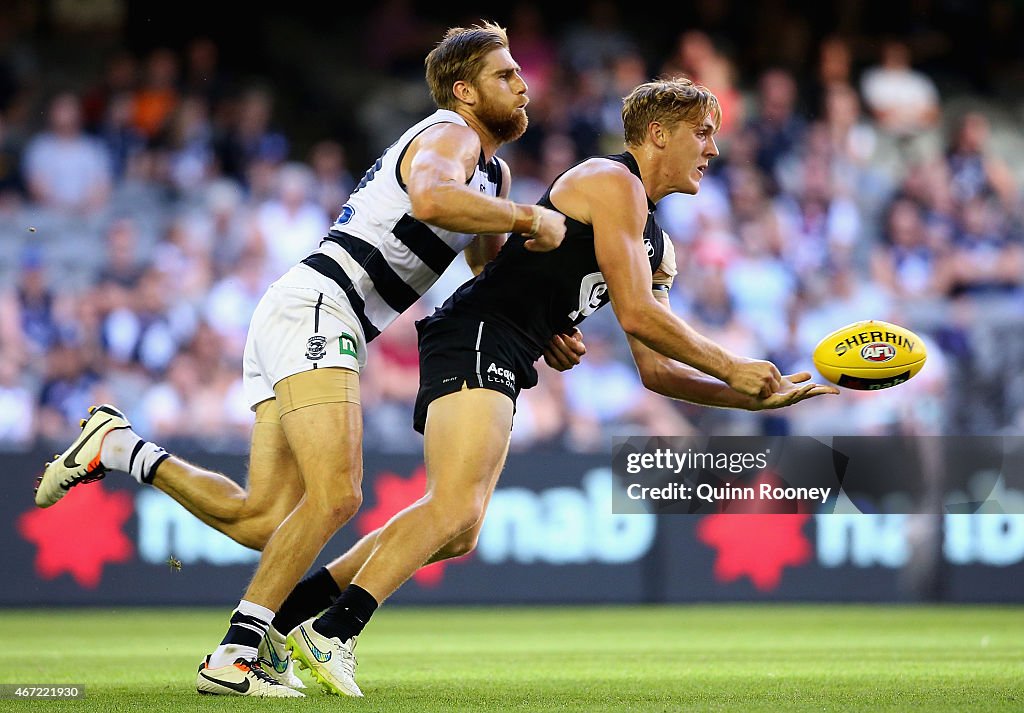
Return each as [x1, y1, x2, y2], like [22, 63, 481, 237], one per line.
[696, 514, 812, 591]
[356, 466, 464, 588]
[17, 482, 135, 588]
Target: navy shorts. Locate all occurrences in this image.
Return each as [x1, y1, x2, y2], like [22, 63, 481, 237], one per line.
[413, 314, 537, 434]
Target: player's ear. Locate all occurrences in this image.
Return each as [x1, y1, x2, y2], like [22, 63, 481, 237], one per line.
[650, 121, 668, 148]
[453, 80, 476, 106]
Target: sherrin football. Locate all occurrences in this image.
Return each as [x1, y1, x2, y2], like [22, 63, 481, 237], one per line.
[812, 320, 927, 390]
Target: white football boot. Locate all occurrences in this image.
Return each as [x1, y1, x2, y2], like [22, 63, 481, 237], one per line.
[196, 656, 305, 697]
[34, 404, 132, 508]
[286, 619, 363, 697]
[258, 624, 306, 689]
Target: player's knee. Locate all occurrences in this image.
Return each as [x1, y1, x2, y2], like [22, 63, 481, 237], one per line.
[318, 491, 363, 528]
[440, 499, 486, 539]
[438, 531, 479, 560]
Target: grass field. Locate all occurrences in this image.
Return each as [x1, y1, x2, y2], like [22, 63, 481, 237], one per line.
[5, 605, 1022, 712]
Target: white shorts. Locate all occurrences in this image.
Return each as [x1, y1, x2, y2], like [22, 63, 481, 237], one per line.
[242, 273, 368, 410]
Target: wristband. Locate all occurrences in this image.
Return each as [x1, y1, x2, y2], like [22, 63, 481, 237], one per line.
[512, 205, 542, 235]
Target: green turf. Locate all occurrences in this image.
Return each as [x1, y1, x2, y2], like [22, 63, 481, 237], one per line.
[3, 605, 1022, 711]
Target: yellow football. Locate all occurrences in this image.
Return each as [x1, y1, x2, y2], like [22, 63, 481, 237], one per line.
[812, 320, 927, 390]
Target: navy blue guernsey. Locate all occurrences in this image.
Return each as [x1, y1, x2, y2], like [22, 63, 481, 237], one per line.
[430, 151, 666, 362]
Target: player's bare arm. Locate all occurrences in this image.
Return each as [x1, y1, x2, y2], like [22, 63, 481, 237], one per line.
[463, 157, 513, 275]
[556, 160, 779, 398]
[403, 125, 564, 250]
[626, 291, 838, 409]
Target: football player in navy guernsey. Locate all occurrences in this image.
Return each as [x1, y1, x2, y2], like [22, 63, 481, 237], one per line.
[33, 23, 582, 698]
[277, 78, 838, 696]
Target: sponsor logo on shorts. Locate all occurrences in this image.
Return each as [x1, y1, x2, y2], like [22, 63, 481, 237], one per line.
[305, 335, 327, 361]
[339, 332, 358, 358]
[861, 342, 896, 362]
[487, 362, 515, 389]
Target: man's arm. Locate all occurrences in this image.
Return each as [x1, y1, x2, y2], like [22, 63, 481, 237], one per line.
[627, 292, 838, 409]
[570, 162, 780, 398]
[403, 125, 564, 251]
[464, 157, 512, 276]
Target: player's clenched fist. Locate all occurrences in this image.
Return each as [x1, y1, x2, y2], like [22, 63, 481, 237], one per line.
[522, 206, 566, 252]
[727, 358, 783, 398]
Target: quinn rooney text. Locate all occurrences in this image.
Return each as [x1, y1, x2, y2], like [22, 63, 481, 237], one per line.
[627, 483, 833, 504]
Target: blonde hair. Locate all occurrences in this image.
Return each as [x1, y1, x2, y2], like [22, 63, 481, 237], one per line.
[621, 77, 721, 147]
[425, 21, 509, 109]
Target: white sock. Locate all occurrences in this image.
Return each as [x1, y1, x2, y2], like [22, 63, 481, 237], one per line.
[208, 600, 275, 669]
[207, 644, 258, 670]
[100, 429, 169, 484]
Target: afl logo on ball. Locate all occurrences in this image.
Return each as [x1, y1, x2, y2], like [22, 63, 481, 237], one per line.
[861, 342, 896, 362]
[305, 335, 327, 360]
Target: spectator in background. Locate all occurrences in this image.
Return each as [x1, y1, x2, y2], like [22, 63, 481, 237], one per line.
[80, 51, 138, 131]
[254, 162, 328, 277]
[745, 68, 805, 180]
[132, 48, 180, 140]
[508, 4, 557, 102]
[872, 198, 949, 300]
[860, 39, 941, 137]
[165, 94, 215, 195]
[947, 112, 1017, 210]
[944, 196, 1024, 297]
[201, 177, 251, 271]
[510, 365, 569, 451]
[564, 334, 695, 451]
[0, 358, 34, 447]
[15, 248, 60, 358]
[215, 86, 288, 186]
[183, 37, 230, 106]
[561, 0, 635, 73]
[203, 251, 269, 360]
[360, 307, 423, 453]
[97, 90, 146, 180]
[137, 351, 201, 439]
[0, 281, 24, 367]
[308, 140, 354, 222]
[662, 31, 742, 137]
[23, 92, 112, 212]
[95, 216, 146, 311]
[724, 221, 797, 351]
[102, 266, 196, 375]
[152, 216, 215, 307]
[37, 339, 100, 440]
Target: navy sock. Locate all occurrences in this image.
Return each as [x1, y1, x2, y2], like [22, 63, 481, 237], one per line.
[272, 567, 342, 635]
[311, 584, 378, 642]
[219, 609, 270, 650]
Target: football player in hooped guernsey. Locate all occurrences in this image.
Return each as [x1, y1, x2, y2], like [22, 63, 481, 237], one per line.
[284, 78, 838, 695]
[34, 22, 583, 698]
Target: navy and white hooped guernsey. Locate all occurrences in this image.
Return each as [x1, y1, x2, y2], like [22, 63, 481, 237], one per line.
[301, 109, 502, 342]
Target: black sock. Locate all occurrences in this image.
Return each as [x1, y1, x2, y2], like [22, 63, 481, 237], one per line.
[272, 567, 342, 635]
[312, 584, 378, 642]
[220, 609, 270, 650]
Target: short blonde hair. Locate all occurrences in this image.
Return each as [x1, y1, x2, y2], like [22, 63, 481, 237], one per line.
[621, 78, 721, 147]
[425, 21, 509, 110]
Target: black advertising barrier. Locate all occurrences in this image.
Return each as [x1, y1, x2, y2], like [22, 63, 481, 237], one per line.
[4, 447, 1024, 606]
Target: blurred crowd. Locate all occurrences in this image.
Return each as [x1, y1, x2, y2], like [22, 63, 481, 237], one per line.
[1, 4, 1023, 453]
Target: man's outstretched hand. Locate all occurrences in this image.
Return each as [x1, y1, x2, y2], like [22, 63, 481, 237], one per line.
[753, 372, 839, 410]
